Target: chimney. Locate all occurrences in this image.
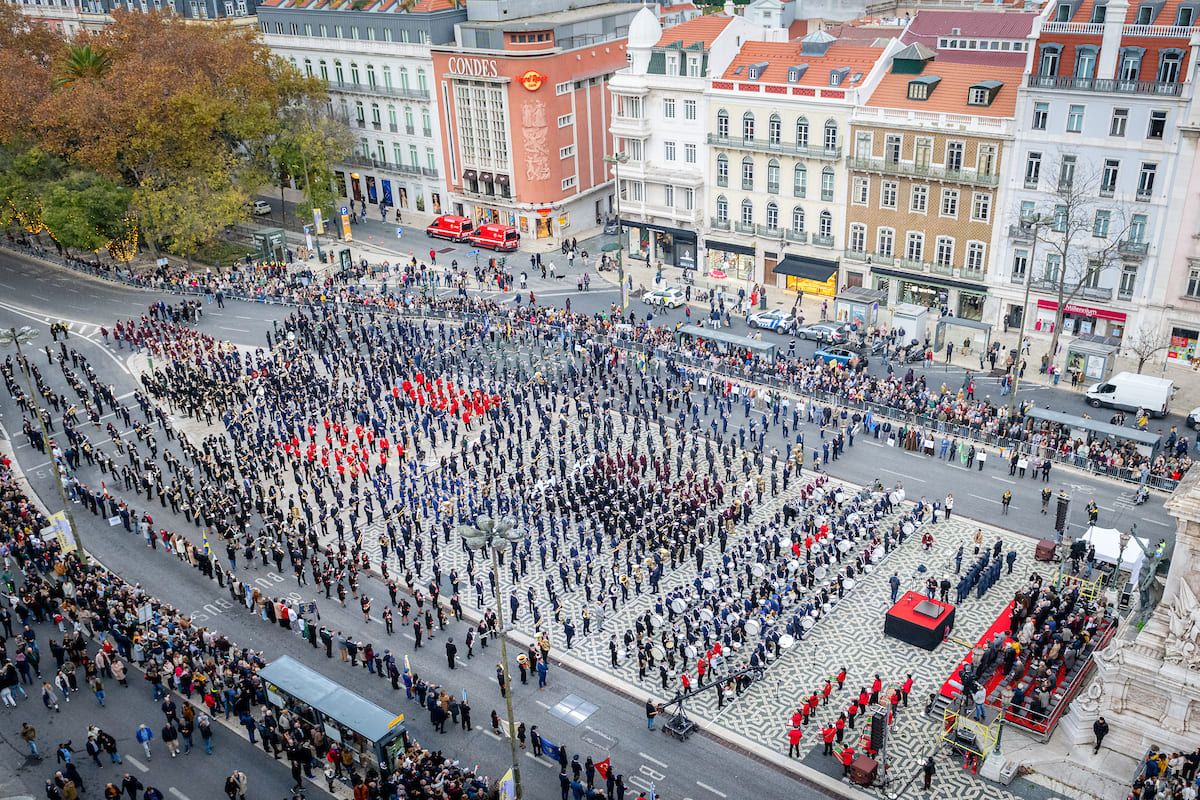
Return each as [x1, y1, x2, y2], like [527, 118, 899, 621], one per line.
[1097, 0, 1129, 80]
[724, 0, 735, 15]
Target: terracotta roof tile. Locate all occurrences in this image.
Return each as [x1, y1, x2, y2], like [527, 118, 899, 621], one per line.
[721, 41, 887, 87]
[864, 62, 1024, 117]
[903, 9, 1037, 38]
[655, 13, 733, 48]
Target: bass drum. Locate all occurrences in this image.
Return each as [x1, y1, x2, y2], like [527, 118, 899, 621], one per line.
[778, 634, 795, 650]
[699, 608, 714, 623]
[745, 619, 761, 636]
[650, 644, 666, 660]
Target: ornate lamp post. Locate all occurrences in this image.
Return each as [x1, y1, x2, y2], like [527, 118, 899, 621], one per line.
[603, 152, 630, 315]
[459, 515, 525, 799]
[0, 326, 88, 568]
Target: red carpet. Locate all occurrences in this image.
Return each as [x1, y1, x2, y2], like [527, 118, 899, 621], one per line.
[939, 600, 1014, 698]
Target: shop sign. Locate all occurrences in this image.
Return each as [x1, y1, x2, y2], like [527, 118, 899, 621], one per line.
[520, 70, 546, 91]
[448, 57, 499, 77]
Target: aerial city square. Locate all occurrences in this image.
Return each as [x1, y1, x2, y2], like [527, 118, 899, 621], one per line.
[0, 0, 1195, 799]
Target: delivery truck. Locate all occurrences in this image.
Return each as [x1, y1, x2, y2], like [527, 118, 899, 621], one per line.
[1085, 372, 1176, 417]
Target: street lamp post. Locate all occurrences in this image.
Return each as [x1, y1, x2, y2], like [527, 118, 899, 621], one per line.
[0, 327, 88, 568]
[459, 515, 525, 799]
[1007, 213, 1045, 419]
[603, 152, 630, 319]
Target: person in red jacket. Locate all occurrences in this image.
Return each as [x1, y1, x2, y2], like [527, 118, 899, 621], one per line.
[821, 724, 836, 756]
[847, 700, 859, 729]
[889, 687, 901, 718]
[791, 709, 804, 728]
[822, 680, 833, 706]
[902, 673, 914, 707]
[787, 726, 802, 758]
[836, 667, 847, 691]
[696, 657, 707, 687]
[840, 745, 855, 777]
[859, 688, 871, 709]
[870, 675, 883, 705]
[835, 713, 846, 743]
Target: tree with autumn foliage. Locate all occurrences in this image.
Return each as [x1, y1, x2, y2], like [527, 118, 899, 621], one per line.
[0, 10, 345, 264]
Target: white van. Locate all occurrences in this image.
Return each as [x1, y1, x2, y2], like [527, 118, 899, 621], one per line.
[1085, 372, 1176, 417]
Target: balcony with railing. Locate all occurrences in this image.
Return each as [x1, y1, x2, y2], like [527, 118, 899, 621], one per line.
[849, 157, 998, 188]
[371, 121, 382, 130]
[710, 218, 731, 231]
[341, 155, 438, 178]
[1009, 224, 1036, 241]
[1028, 278, 1114, 301]
[848, 156, 999, 187]
[961, 265, 986, 281]
[734, 221, 756, 234]
[611, 114, 652, 137]
[1119, 239, 1150, 256]
[931, 260, 954, 275]
[756, 224, 784, 238]
[332, 81, 431, 101]
[767, 182, 780, 195]
[785, 229, 808, 243]
[812, 233, 835, 247]
[1026, 73, 1184, 97]
[898, 257, 924, 271]
[706, 133, 843, 161]
[1041, 20, 1199, 36]
[844, 249, 868, 262]
[716, 175, 729, 187]
[389, 123, 399, 133]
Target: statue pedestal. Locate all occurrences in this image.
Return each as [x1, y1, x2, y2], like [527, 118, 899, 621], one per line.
[1063, 469, 1200, 754]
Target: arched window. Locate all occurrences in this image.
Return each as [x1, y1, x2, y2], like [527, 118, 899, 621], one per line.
[716, 154, 729, 186]
[769, 113, 781, 145]
[350, 62, 360, 84]
[824, 119, 838, 149]
[318, 59, 328, 81]
[741, 157, 755, 189]
[399, 67, 410, 90]
[421, 108, 431, 135]
[405, 107, 414, 132]
[742, 111, 755, 141]
[794, 164, 807, 197]
[717, 110, 729, 137]
[417, 68, 428, 92]
[796, 116, 809, 148]
[821, 166, 835, 201]
[366, 63, 376, 86]
[792, 206, 805, 233]
[716, 194, 728, 222]
[388, 105, 397, 130]
[334, 60, 344, 84]
[766, 202, 779, 230]
[819, 210, 833, 237]
[371, 103, 380, 126]
[383, 65, 392, 89]
[740, 198, 754, 225]
[303, 58, 312, 77]
[767, 159, 780, 193]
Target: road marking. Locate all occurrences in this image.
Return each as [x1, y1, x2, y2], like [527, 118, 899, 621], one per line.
[696, 782, 727, 798]
[224, 327, 250, 333]
[863, 439, 883, 447]
[534, 700, 551, 709]
[526, 752, 555, 768]
[881, 468, 924, 483]
[1143, 518, 1170, 527]
[969, 494, 1000, 504]
[168, 790, 191, 800]
[125, 756, 149, 773]
[638, 752, 668, 768]
[482, 730, 501, 740]
[993, 477, 1016, 484]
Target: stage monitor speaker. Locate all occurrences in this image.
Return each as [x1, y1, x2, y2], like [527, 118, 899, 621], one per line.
[870, 708, 887, 751]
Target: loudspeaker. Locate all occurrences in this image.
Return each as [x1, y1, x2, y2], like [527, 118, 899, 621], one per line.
[1055, 495, 1070, 533]
[870, 708, 887, 751]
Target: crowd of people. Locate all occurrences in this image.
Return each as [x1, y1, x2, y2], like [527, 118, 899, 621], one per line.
[1130, 746, 1200, 800]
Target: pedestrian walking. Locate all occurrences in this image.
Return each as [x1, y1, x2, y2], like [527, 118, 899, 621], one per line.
[21, 722, 38, 757]
[135, 724, 153, 760]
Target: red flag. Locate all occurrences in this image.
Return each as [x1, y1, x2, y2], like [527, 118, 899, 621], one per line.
[595, 758, 611, 780]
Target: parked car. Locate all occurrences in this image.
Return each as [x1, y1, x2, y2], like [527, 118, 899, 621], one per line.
[642, 287, 686, 308]
[748, 308, 798, 333]
[795, 322, 845, 343]
[248, 200, 271, 215]
[814, 345, 867, 368]
[1189, 406, 1200, 430]
[603, 218, 619, 235]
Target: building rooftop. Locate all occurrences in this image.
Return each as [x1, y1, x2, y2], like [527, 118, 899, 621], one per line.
[660, 1, 697, 12]
[864, 61, 1025, 117]
[654, 12, 733, 48]
[462, 1, 635, 30]
[901, 9, 1037, 40]
[259, 0, 455, 10]
[722, 41, 886, 88]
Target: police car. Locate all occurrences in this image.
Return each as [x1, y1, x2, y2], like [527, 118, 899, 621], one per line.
[642, 287, 686, 308]
[748, 308, 798, 333]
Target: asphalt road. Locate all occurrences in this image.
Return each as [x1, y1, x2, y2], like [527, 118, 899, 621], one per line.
[0, 245, 1179, 800]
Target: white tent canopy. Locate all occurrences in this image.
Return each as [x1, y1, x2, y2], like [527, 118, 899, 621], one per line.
[1082, 525, 1148, 578]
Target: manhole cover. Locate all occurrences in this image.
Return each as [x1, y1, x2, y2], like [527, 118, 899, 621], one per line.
[548, 694, 599, 727]
[438, 247, 455, 254]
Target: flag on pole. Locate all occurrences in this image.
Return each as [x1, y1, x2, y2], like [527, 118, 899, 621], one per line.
[404, 654, 411, 674]
[202, 529, 210, 555]
[498, 769, 515, 800]
[595, 758, 611, 780]
[541, 739, 561, 762]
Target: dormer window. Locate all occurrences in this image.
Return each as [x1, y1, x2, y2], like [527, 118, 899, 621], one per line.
[1055, 3, 1071, 20]
[746, 61, 769, 81]
[1091, 3, 1106, 22]
[787, 64, 809, 83]
[1136, 4, 1154, 23]
[1177, 5, 1194, 25]
[967, 80, 1002, 106]
[828, 67, 849, 87]
[907, 75, 941, 100]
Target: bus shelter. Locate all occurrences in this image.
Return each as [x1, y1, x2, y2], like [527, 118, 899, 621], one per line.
[673, 327, 778, 364]
[258, 656, 408, 771]
[1024, 407, 1162, 459]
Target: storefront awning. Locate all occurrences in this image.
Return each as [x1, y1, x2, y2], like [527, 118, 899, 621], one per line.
[1036, 299, 1126, 322]
[462, 169, 477, 181]
[495, 174, 510, 186]
[870, 267, 988, 294]
[621, 220, 697, 242]
[705, 239, 755, 257]
[479, 172, 494, 184]
[774, 254, 838, 282]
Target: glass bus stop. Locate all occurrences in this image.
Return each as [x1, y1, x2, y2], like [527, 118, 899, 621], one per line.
[258, 655, 408, 772]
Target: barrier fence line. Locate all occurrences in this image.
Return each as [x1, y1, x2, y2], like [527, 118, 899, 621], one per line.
[5, 237, 1180, 493]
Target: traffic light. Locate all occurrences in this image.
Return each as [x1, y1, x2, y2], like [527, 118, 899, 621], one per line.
[1055, 494, 1071, 533]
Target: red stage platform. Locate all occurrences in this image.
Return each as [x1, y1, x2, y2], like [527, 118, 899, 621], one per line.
[883, 591, 955, 650]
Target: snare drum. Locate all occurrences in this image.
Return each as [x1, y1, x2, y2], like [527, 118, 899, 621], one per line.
[650, 644, 666, 660]
[779, 634, 796, 650]
[745, 619, 761, 636]
[671, 598, 687, 614]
